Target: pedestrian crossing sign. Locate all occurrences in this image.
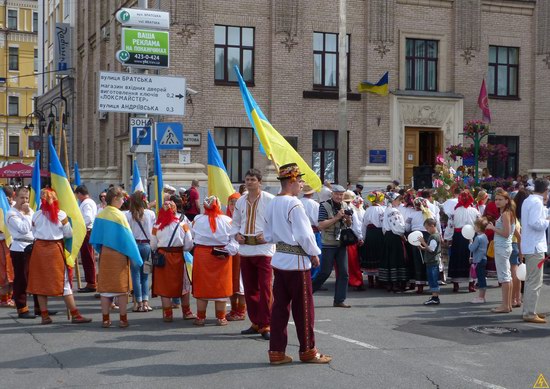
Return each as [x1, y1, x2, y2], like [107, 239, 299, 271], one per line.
[156, 122, 184, 150]
[534, 374, 549, 389]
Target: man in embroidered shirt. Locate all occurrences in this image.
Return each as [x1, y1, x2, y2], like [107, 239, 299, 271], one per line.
[520, 178, 549, 324]
[264, 163, 331, 365]
[231, 169, 275, 340]
[75, 185, 98, 293]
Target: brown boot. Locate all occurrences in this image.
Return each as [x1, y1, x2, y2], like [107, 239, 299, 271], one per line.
[41, 310, 52, 325]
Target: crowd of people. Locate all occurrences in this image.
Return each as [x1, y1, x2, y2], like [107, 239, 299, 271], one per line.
[0, 165, 549, 366]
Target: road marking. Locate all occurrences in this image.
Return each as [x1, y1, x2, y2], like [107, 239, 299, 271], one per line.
[289, 321, 378, 350]
[316, 319, 332, 322]
[458, 375, 507, 389]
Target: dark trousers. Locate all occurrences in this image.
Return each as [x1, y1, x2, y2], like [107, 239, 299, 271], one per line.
[240, 255, 272, 329]
[269, 268, 315, 353]
[312, 245, 349, 303]
[10, 250, 39, 313]
[79, 231, 96, 286]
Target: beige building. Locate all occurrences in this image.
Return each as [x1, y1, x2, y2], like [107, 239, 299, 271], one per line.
[74, 0, 550, 194]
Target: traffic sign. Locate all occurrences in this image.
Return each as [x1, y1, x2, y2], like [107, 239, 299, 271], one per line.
[116, 8, 170, 30]
[157, 122, 184, 150]
[117, 28, 169, 69]
[98, 71, 186, 116]
[130, 117, 154, 153]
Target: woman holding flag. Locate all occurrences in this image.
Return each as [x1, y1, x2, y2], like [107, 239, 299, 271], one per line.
[90, 187, 142, 328]
[27, 188, 91, 325]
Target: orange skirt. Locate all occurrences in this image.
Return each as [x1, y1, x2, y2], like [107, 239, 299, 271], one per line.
[152, 247, 184, 298]
[0, 240, 13, 286]
[27, 240, 65, 296]
[231, 254, 241, 294]
[98, 247, 130, 294]
[192, 245, 232, 299]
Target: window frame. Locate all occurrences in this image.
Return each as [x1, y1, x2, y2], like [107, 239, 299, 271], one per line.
[405, 38, 439, 92]
[8, 47, 19, 71]
[312, 32, 351, 91]
[214, 25, 255, 86]
[488, 45, 519, 99]
[214, 127, 254, 183]
[8, 96, 19, 116]
[312, 130, 339, 183]
[34, 48, 38, 73]
[7, 9, 18, 30]
[33, 11, 38, 32]
[8, 136, 19, 157]
[487, 136, 519, 178]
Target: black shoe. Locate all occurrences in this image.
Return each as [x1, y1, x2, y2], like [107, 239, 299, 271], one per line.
[333, 302, 351, 308]
[260, 331, 270, 340]
[241, 326, 258, 335]
[35, 310, 58, 316]
[18, 312, 37, 319]
[423, 297, 440, 305]
[78, 287, 97, 293]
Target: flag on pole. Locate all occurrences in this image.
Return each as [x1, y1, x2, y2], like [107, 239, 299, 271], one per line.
[358, 72, 389, 96]
[153, 140, 164, 215]
[30, 151, 41, 211]
[73, 162, 82, 189]
[235, 66, 322, 191]
[132, 159, 145, 193]
[207, 130, 235, 206]
[478, 79, 491, 123]
[0, 187, 12, 246]
[49, 136, 86, 268]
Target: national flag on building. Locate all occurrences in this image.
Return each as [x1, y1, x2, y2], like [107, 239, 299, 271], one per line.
[478, 78, 492, 123]
[358, 72, 389, 96]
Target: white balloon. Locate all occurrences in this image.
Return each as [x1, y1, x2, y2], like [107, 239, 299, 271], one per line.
[408, 231, 423, 246]
[516, 263, 526, 281]
[462, 224, 475, 240]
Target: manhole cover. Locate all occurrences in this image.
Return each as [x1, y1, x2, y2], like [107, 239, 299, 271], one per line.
[467, 326, 519, 335]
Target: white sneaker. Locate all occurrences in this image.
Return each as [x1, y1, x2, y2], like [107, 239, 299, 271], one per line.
[471, 297, 486, 304]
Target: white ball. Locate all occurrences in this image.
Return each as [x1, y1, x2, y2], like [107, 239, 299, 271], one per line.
[408, 230, 423, 246]
[516, 263, 526, 281]
[462, 224, 475, 240]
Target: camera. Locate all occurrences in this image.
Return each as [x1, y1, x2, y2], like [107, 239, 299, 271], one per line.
[344, 209, 354, 216]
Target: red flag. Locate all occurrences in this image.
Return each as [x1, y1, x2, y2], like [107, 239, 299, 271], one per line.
[478, 79, 491, 123]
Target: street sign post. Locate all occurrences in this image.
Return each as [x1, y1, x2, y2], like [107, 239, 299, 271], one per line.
[157, 122, 184, 150]
[98, 71, 186, 115]
[130, 117, 154, 153]
[115, 8, 170, 29]
[117, 28, 169, 69]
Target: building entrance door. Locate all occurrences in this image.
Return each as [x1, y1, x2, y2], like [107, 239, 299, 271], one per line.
[403, 127, 442, 186]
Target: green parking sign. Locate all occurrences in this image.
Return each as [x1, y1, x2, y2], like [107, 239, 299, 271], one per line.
[118, 28, 169, 68]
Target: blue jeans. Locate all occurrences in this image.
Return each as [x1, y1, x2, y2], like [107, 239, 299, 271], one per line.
[312, 245, 348, 304]
[130, 243, 151, 302]
[310, 231, 323, 280]
[426, 264, 440, 293]
[476, 259, 487, 289]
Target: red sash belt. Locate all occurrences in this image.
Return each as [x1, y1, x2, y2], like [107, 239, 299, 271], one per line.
[312, 226, 320, 233]
[454, 228, 462, 233]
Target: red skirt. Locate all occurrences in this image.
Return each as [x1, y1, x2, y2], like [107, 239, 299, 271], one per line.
[152, 247, 184, 298]
[192, 245, 232, 299]
[27, 240, 66, 296]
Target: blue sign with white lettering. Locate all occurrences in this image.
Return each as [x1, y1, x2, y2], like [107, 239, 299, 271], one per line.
[369, 149, 387, 164]
[157, 122, 184, 150]
[130, 117, 153, 152]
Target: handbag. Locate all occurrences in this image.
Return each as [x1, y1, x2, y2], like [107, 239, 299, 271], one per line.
[152, 221, 180, 268]
[23, 242, 34, 255]
[135, 219, 153, 274]
[340, 228, 358, 246]
[487, 240, 495, 258]
[469, 263, 477, 279]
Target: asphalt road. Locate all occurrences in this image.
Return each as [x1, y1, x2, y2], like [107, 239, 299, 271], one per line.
[1, 270, 549, 389]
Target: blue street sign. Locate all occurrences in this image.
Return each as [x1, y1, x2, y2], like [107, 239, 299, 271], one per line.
[369, 149, 387, 164]
[157, 122, 184, 150]
[130, 117, 153, 153]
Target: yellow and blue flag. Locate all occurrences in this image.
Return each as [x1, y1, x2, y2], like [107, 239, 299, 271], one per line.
[73, 162, 82, 189]
[358, 72, 389, 96]
[0, 187, 12, 246]
[90, 206, 142, 267]
[49, 136, 86, 267]
[235, 66, 322, 191]
[132, 159, 145, 193]
[153, 140, 163, 215]
[207, 130, 235, 206]
[30, 151, 41, 211]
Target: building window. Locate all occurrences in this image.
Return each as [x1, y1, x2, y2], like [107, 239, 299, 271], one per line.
[33, 12, 38, 32]
[34, 49, 38, 72]
[488, 46, 519, 98]
[9, 136, 19, 157]
[9, 47, 19, 71]
[406, 39, 438, 91]
[214, 127, 254, 182]
[313, 32, 350, 89]
[313, 130, 338, 183]
[487, 136, 519, 178]
[7, 9, 17, 30]
[8, 96, 19, 116]
[214, 25, 254, 84]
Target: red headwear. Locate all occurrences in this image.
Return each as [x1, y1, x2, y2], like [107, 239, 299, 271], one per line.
[40, 188, 60, 224]
[156, 201, 179, 230]
[226, 192, 241, 217]
[455, 190, 474, 210]
[204, 196, 223, 233]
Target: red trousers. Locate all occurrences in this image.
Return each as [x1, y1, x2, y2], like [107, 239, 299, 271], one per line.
[79, 231, 96, 286]
[240, 255, 272, 329]
[10, 251, 39, 313]
[270, 268, 316, 353]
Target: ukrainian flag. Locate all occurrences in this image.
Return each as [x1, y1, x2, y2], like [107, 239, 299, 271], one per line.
[0, 187, 12, 246]
[235, 66, 322, 191]
[49, 136, 86, 268]
[207, 130, 234, 206]
[184, 251, 193, 283]
[153, 140, 163, 215]
[73, 162, 82, 189]
[358, 72, 389, 96]
[132, 159, 145, 193]
[30, 151, 41, 211]
[90, 206, 142, 267]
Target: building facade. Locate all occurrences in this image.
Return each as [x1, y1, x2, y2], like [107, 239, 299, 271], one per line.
[74, 0, 550, 194]
[0, 0, 38, 169]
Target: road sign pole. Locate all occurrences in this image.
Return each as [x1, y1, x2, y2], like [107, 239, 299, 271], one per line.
[135, 0, 149, 195]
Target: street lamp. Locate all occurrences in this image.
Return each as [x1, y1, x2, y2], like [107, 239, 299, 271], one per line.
[23, 124, 33, 158]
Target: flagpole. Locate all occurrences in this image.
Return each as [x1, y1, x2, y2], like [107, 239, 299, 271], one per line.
[337, 0, 348, 185]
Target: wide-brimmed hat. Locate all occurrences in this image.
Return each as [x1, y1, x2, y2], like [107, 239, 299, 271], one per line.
[302, 184, 315, 195]
[277, 163, 305, 180]
[343, 190, 355, 203]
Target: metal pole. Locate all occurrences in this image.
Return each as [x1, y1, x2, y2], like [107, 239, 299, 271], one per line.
[337, 0, 348, 185]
